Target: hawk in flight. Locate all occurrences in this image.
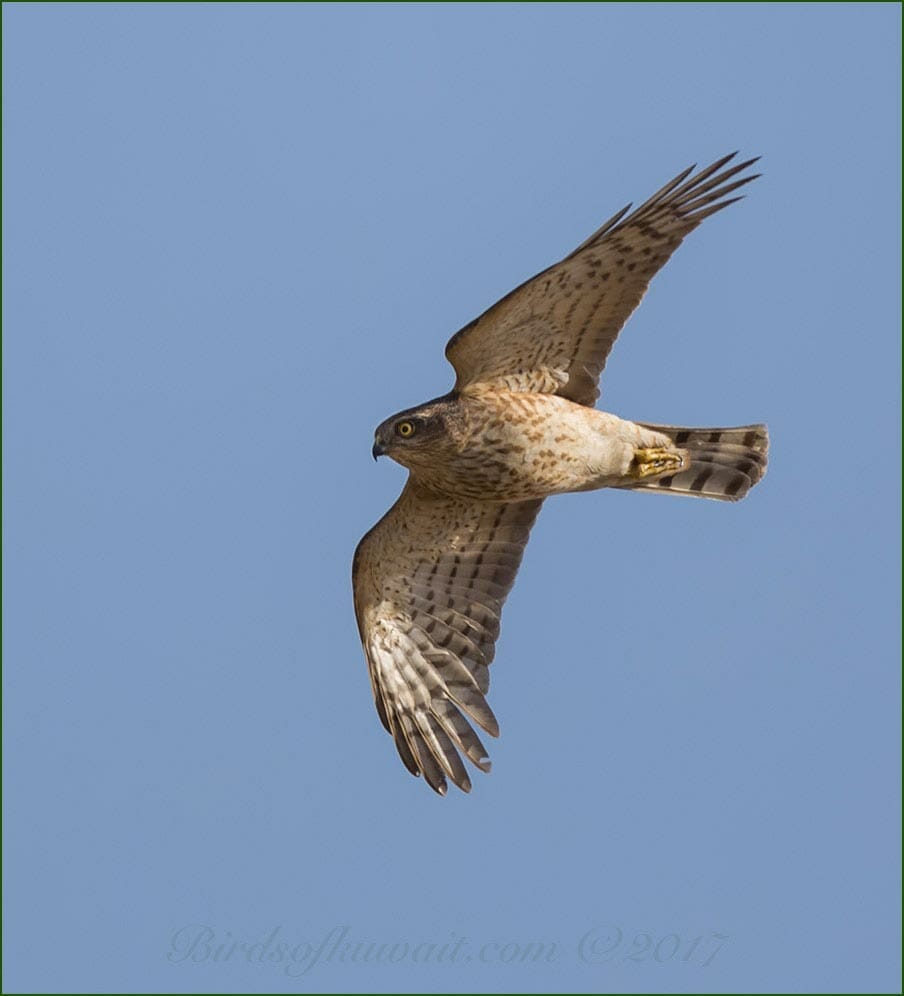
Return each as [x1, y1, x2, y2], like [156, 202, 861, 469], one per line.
[353, 153, 768, 795]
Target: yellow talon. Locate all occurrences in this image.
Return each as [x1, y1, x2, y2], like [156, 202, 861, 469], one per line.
[632, 447, 686, 479]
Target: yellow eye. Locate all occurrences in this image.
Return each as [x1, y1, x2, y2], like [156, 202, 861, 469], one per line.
[396, 420, 416, 438]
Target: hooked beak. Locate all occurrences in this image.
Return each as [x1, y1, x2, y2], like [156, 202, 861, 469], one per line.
[372, 439, 385, 461]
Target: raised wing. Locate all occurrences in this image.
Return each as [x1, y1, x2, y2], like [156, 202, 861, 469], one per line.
[353, 480, 542, 794]
[445, 152, 760, 406]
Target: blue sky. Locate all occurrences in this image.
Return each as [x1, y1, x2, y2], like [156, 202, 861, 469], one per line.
[3, 3, 900, 993]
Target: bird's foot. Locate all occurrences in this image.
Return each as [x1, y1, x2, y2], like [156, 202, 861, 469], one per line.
[631, 447, 686, 478]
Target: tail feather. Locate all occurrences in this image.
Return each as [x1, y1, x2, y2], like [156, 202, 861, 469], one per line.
[630, 423, 768, 502]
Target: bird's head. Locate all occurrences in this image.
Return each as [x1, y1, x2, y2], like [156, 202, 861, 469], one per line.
[371, 396, 458, 472]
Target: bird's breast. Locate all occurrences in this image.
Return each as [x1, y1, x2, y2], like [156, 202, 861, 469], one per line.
[416, 390, 636, 501]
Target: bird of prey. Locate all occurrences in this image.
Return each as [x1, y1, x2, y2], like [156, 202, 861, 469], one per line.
[353, 152, 768, 795]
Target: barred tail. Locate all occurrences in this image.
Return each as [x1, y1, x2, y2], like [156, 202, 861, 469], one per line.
[630, 423, 768, 502]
